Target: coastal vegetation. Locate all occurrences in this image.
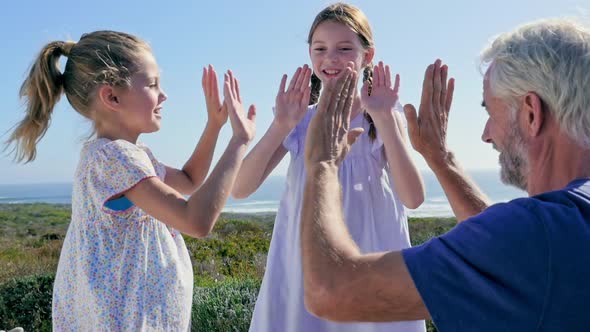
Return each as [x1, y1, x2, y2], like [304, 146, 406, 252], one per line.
[0, 204, 455, 331]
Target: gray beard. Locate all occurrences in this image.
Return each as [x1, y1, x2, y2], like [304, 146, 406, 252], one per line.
[498, 126, 529, 191]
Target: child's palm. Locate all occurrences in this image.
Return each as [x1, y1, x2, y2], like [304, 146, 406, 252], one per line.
[362, 85, 399, 113]
[224, 71, 256, 143]
[275, 65, 312, 130]
[361, 62, 400, 115]
[202, 65, 228, 127]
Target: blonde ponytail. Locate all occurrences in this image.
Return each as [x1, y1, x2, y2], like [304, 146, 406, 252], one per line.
[7, 41, 74, 162]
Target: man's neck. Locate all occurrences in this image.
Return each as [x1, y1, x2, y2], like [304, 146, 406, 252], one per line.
[527, 129, 590, 195]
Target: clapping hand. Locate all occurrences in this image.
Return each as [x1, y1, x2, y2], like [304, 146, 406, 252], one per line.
[404, 59, 455, 165]
[360, 61, 401, 118]
[304, 66, 363, 168]
[274, 65, 312, 130]
[223, 70, 256, 144]
[202, 65, 228, 129]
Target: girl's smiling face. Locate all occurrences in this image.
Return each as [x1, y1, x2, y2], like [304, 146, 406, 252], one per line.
[117, 51, 168, 135]
[309, 20, 374, 83]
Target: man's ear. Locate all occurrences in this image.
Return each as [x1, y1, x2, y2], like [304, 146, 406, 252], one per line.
[522, 92, 545, 137]
[97, 85, 121, 112]
[363, 47, 375, 67]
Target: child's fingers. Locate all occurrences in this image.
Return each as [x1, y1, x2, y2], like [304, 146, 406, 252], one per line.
[300, 86, 311, 109]
[302, 66, 312, 89]
[294, 64, 308, 91]
[278, 74, 287, 95]
[227, 70, 235, 96]
[393, 74, 401, 95]
[373, 65, 380, 88]
[223, 73, 233, 100]
[287, 67, 302, 92]
[361, 80, 370, 98]
[202, 67, 207, 93]
[385, 64, 392, 88]
[379, 61, 386, 87]
[247, 105, 256, 121]
[234, 76, 242, 104]
[210, 65, 219, 97]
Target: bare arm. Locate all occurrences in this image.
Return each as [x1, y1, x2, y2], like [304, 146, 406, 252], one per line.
[231, 120, 289, 199]
[363, 62, 425, 209]
[164, 123, 222, 195]
[404, 60, 490, 221]
[127, 136, 250, 238]
[232, 65, 311, 198]
[301, 66, 428, 321]
[126, 70, 256, 238]
[164, 65, 228, 195]
[378, 112, 425, 209]
[302, 164, 428, 321]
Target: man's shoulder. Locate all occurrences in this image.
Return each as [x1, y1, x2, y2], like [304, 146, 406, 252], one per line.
[520, 178, 590, 214]
[485, 178, 590, 214]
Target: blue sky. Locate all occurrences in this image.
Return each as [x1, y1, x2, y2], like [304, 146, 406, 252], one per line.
[1, 0, 588, 184]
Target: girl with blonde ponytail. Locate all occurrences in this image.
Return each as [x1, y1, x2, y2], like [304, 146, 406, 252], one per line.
[8, 30, 257, 331]
[233, 3, 426, 332]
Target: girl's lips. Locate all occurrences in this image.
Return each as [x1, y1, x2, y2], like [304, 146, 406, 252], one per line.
[323, 69, 341, 76]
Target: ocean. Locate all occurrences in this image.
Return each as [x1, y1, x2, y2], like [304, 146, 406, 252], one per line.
[0, 170, 525, 218]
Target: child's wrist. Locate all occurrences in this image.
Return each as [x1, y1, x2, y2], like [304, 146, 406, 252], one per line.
[367, 107, 395, 123]
[205, 121, 224, 132]
[271, 118, 295, 134]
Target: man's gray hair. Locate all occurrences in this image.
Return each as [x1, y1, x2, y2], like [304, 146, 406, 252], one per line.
[481, 19, 590, 146]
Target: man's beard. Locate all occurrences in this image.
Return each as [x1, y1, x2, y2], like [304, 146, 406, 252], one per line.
[498, 125, 529, 191]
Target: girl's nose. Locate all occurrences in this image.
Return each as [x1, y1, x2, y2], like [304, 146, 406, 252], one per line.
[327, 50, 339, 62]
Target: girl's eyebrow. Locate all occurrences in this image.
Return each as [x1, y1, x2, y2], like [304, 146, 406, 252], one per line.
[312, 40, 355, 45]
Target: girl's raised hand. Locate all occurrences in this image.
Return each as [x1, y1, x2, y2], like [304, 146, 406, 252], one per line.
[223, 70, 256, 144]
[360, 61, 401, 117]
[202, 64, 228, 129]
[274, 65, 312, 130]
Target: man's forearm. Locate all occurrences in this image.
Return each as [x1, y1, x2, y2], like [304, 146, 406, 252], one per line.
[301, 163, 360, 299]
[429, 151, 491, 222]
[301, 162, 429, 322]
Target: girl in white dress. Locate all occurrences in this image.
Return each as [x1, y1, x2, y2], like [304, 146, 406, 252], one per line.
[233, 3, 426, 332]
[7, 30, 256, 331]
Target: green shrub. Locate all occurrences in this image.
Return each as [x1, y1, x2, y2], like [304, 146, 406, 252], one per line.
[0, 274, 437, 332]
[0, 274, 54, 332]
[192, 278, 261, 331]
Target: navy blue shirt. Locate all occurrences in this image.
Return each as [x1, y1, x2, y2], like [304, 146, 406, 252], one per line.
[402, 179, 590, 331]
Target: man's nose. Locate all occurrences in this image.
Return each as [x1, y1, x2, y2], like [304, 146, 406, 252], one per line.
[481, 120, 492, 143]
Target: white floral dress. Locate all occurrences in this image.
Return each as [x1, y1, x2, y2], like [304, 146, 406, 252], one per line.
[52, 138, 193, 331]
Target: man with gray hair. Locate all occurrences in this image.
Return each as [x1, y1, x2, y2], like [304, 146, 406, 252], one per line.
[300, 19, 590, 331]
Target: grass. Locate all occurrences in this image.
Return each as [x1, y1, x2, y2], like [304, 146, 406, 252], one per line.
[0, 203, 456, 331]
